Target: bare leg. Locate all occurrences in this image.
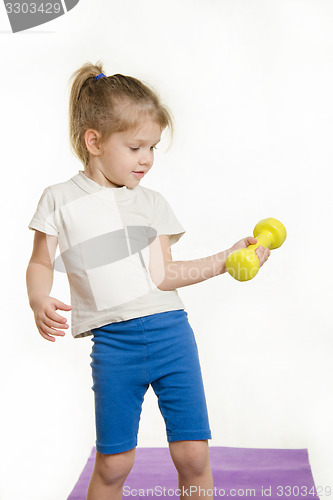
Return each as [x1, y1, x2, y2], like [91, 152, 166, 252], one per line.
[86, 448, 136, 500]
[169, 440, 214, 500]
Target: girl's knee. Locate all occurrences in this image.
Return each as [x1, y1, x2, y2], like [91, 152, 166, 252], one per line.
[169, 440, 210, 477]
[94, 448, 136, 485]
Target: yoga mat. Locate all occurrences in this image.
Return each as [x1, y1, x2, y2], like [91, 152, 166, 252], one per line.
[67, 446, 319, 499]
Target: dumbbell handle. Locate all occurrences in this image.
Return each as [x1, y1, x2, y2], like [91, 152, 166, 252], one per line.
[246, 231, 275, 253]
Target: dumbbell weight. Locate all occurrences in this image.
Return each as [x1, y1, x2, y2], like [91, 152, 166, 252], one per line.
[225, 218, 287, 282]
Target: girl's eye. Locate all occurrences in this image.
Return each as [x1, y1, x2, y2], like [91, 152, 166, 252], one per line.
[130, 146, 157, 151]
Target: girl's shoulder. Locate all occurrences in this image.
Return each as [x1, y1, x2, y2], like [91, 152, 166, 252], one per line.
[41, 173, 75, 193]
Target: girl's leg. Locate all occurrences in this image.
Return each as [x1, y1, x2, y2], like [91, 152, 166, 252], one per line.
[86, 448, 136, 500]
[169, 440, 214, 500]
[89, 319, 150, 499]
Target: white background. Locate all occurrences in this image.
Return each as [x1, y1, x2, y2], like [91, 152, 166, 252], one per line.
[0, 1, 332, 499]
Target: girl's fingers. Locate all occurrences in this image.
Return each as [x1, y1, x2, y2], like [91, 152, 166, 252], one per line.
[38, 327, 56, 342]
[255, 246, 271, 266]
[46, 310, 68, 323]
[39, 323, 66, 337]
[43, 315, 69, 329]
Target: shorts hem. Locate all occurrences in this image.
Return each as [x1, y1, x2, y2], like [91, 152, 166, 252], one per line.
[96, 438, 137, 454]
[167, 430, 212, 442]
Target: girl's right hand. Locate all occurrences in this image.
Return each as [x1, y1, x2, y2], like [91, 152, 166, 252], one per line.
[229, 236, 271, 268]
[33, 296, 72, 342]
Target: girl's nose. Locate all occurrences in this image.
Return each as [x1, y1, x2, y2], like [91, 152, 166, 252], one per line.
[139, 149, 154, 166]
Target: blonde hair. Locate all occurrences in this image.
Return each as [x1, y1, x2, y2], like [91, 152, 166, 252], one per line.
[68, 60, 174, 166]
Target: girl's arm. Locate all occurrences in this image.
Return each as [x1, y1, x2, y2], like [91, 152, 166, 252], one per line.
[148, 234, 270, 291]
[26, 230, 71, 342]
[26, 230, 57, 309]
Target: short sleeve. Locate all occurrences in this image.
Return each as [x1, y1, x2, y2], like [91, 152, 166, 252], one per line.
[28, 187, 59, 236]
[151, 192, 185, 246]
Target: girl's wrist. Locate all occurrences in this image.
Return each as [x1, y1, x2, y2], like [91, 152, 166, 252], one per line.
[215, 249, 233, 275]
[29, 294, 48, 312]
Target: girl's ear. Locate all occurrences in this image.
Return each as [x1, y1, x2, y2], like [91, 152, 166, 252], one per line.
[84, 129, 102, 156]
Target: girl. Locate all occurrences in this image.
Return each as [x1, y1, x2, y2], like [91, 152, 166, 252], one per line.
[26, 61, 270, 500]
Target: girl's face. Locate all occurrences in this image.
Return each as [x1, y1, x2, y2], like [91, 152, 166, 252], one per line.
[92, 119, 162, 189]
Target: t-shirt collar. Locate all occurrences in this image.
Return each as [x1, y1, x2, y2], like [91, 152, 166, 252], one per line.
[71, 170, 138, 200]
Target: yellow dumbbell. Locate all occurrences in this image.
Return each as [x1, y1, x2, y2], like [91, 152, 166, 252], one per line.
[226, 218, 287, 282]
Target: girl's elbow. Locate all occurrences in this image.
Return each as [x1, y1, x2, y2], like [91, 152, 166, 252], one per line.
[149, 266, 168, 291]
[153, 275, 168, 291]
[156, 280, 169, 291]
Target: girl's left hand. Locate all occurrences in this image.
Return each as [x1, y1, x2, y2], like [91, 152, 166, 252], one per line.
[229, 236, 271, 267]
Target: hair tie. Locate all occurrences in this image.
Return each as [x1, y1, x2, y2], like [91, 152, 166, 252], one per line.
[95, 73, 106, 80]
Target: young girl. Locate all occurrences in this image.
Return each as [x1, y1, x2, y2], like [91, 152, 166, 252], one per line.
[26, 61, 270, 500]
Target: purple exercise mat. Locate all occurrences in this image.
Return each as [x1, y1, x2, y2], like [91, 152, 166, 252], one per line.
[67, 446, 319, 499]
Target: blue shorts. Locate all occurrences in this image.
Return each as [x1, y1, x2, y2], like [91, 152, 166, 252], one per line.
[89, 309, 212, 454]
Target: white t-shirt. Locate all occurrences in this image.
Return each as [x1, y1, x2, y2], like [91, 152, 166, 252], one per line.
[28, 170, 186, 339]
